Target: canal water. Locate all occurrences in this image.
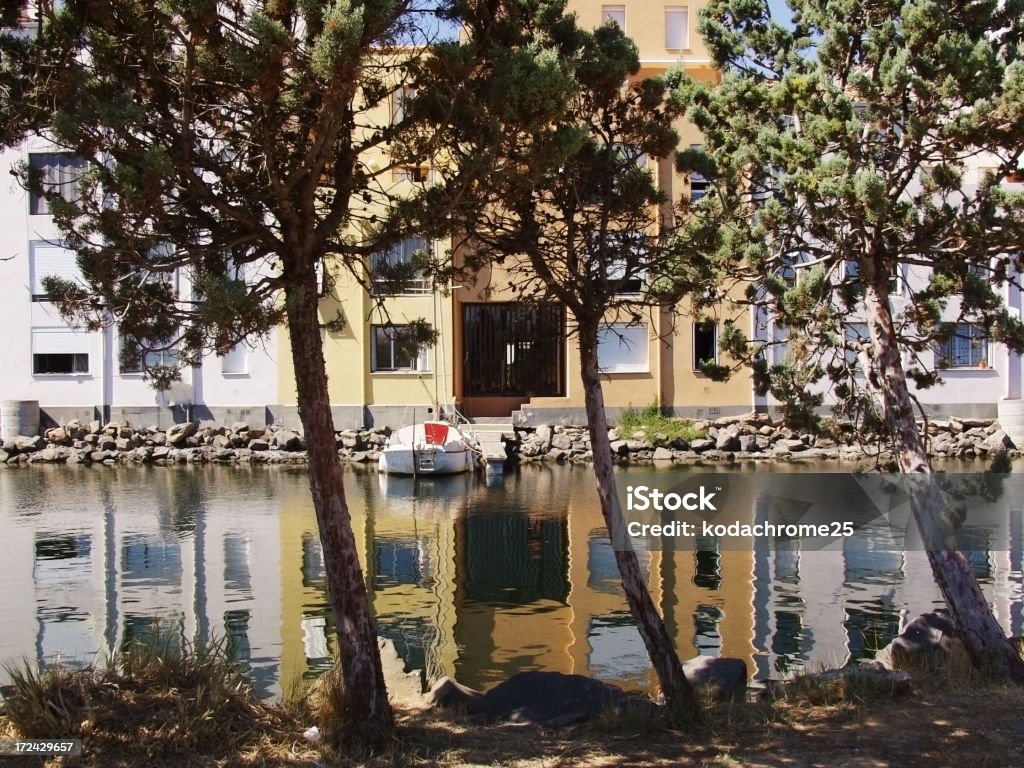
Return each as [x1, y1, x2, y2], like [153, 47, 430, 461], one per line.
[1, 462, 1022, 700]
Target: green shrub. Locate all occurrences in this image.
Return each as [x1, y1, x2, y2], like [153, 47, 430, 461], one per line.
[617, 402, 706, 445]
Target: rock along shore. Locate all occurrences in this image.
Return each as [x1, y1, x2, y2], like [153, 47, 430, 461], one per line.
[0, 411, 1016, 468]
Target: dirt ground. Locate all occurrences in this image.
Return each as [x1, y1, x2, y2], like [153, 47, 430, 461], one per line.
[371, 682, 1024, 768]
[4, 672, 1024, 767]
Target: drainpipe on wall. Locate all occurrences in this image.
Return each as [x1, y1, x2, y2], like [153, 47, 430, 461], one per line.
[100, 313, 112, 424]
[1006, 283, 1022, 401]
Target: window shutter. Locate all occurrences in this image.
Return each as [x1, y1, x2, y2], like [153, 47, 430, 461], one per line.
[31, 242, 82, 298]
[32, 327, 90, 354]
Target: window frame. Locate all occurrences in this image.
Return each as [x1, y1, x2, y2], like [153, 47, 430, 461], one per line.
[219, 343, 248, 376]
[370, 237, 432, 295]
[936, 323, 990, 369]
[601, 4, 626, 29]
[665, 6, 689, 51]
[30, 241, 82, 302]
[693, 320, 718, 371]
[597, 322, 650, 374]
[28, 152, 86, 216]
[602, 230, 648, 295]
[31, 327, 90, 376]
[370, 324, 432, 373]
[688, 143, 708, 202]
[119, 341, 180, 375]
[391, 86, 416, 125]
[844, 260, 901, 296]
[844, 321, 870, 369]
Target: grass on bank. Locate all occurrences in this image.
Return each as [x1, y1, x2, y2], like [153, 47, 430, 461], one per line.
[3, 637, 1024, 767]
[0, 636, 317, 767]
[617, 403, 705, 445]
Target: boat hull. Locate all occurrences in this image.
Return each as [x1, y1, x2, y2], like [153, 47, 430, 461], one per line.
[379, 446, 473, 475]
[378, 421, 476, 476]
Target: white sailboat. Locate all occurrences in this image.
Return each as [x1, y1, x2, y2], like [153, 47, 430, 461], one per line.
[378, 418, 476, 476]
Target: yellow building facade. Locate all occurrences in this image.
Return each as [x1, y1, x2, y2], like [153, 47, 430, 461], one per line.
[452, 0, 754, 421]
[278, 0, 754, 428]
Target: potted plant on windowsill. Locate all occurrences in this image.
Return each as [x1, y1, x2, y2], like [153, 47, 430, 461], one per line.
[978, 357, 989, 369]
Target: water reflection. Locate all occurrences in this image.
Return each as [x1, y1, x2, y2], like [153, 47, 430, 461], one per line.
[1, 462, 1023, 700]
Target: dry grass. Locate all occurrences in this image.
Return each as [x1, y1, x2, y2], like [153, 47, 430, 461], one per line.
[0, 636, 318, 767]
[3, 652, 1024, 768]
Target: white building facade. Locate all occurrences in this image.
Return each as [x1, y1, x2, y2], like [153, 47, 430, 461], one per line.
[0, 135, 280, 429]
[754, 160, 1024, 424]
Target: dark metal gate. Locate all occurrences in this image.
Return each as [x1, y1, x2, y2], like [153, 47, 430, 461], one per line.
[462, 303, 565, 397]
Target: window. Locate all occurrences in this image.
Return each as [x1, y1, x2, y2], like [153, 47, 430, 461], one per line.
[391, 87, 416, 125]
[392, 164, 431, 183]
[778, 255, 798, 287]
[687, 144, 708, 202]
[665, 7, 689, 50]
[844, 261, 900, 296]
[371, 325, 431, 372]
[752, 168, 781, 208]
[693, 321, 717, 370]
[593, 228, 647, 294]
[29, 152, 86, 215]
[220, 344, 247, 375]
[844, 322, 869, 368]
[371, 237, 431, 294]
[32, 328, 89, 375]
[602, 4, 625, 29]
[597, 323, 649, 373]
[773, 324, 792, 365]
[602, 231, 648, 294]
[30, 242, 81, 301]
[611, 143, 648, 173]
[936, 324, 989, 368]
[120, 341, 179, 374]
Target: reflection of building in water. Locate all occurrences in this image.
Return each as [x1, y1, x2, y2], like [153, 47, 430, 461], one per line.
[748, 474, 1024, 678]
[452, 468, 575, 689]
[4, 466, 1023, 699]
[0, 468, 283, 698]
[277, 470, 467, 690]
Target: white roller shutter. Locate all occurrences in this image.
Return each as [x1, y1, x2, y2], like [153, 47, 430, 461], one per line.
[30, 242, 82, 298]
[32, 327, 90, 354]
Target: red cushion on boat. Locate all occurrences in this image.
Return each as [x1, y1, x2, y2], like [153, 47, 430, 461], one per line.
[424, 422, 448, 445]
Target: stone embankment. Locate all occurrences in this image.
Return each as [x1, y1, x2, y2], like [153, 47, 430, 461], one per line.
[0, 412, 1015, 466]
[0, 419, 395, 466]
[515, 412, 1017, 464]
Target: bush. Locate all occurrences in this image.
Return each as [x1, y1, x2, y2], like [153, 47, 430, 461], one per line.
[1, 634, 304, 765]
[617, 403, 705, 445]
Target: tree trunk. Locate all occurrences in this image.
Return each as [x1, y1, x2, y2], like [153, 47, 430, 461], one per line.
[578, 327, 700, 720]
[862, 280, 1024, 682]
[284, 271, 394, 745]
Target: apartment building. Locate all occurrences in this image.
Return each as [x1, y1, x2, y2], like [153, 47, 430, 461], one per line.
[274, 0, 759, 429]
[754, 155, 1024, 425]
[0, 133, 280, 428]
[7, 1, 1020, 432]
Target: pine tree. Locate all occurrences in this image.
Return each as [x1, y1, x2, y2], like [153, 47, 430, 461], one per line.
[427, 1, 716, 718]
[676, 0, 1024, 679]
[1, 0, 503, 744]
